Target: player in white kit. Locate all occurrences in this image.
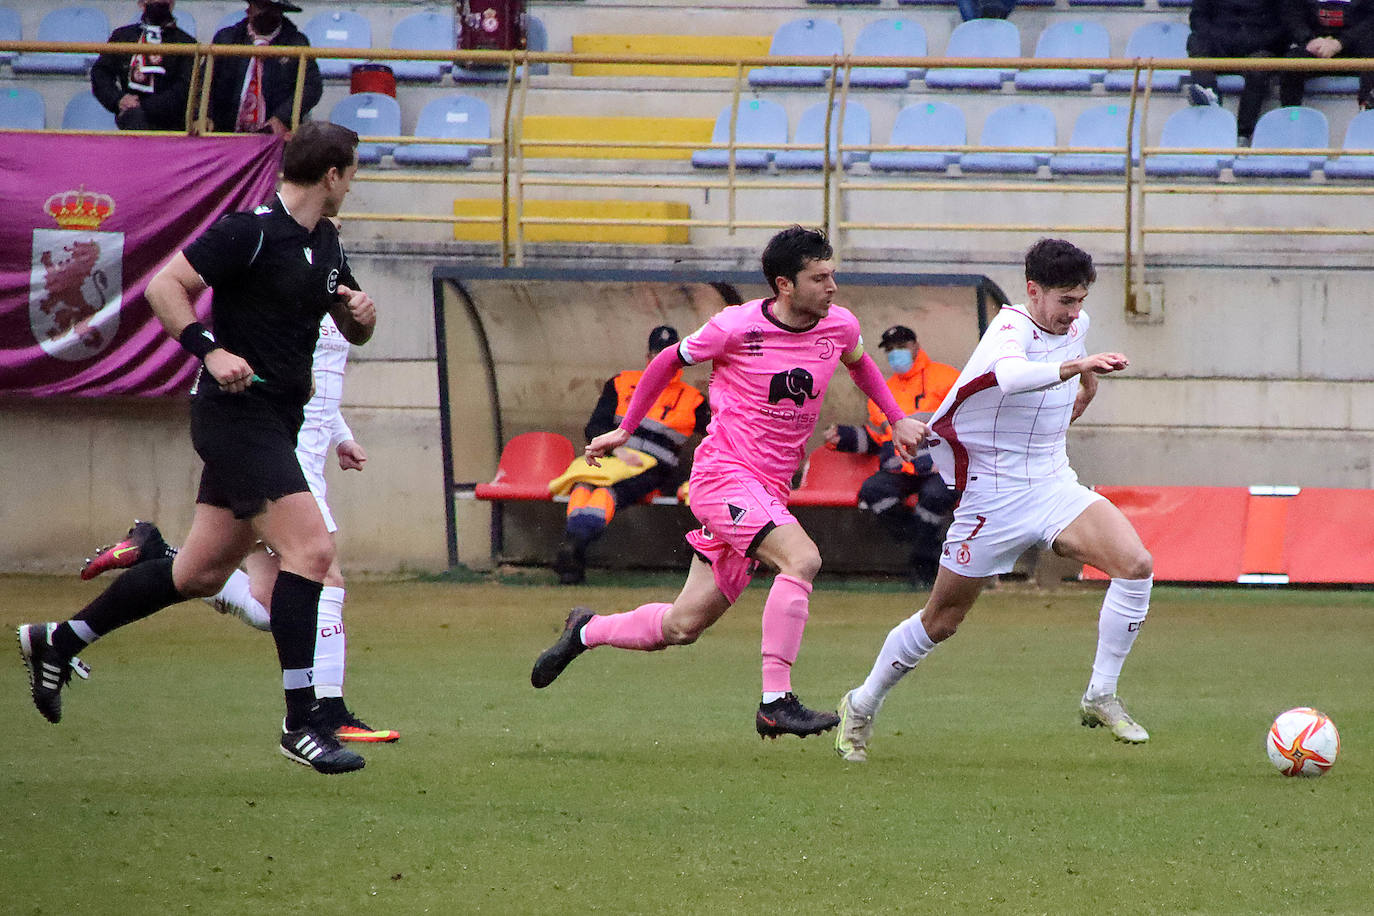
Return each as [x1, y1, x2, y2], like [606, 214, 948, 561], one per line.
[834, 239, 1153, 762]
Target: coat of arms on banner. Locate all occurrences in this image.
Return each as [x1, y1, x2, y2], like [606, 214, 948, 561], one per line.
[29, 188, 123, 362]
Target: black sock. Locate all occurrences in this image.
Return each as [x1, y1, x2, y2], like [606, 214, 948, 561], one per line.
[270, 570, 323, 730]
[53, 558, 182, 657]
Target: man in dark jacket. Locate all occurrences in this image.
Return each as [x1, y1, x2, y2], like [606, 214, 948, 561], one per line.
[1278, 0, 1374, 109]
[1186, 0, 1289, 142]
[90, 0, 195, 131]
[209, 0, 323, 134]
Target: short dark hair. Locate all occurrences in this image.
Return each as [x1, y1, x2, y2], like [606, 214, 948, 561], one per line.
[1025, 238, 1096, 290]
[761, 225, 833, 295]
[282, 121, 359, 185]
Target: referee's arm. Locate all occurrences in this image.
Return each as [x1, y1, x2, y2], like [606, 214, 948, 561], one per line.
[146, 252, 254, 392]
[328, 284, 376, 345]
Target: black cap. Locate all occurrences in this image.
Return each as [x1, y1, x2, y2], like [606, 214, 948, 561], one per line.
[648, 325, 679, 353]
[879, 325, 917, 349]
[259, 0, 304, 12]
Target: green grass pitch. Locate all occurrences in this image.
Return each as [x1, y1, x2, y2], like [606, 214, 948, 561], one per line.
[2, 575, 1370, 914]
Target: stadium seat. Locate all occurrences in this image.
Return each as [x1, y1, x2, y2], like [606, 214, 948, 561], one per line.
[0, 86, 45, 129]
[303, 10, 371, 80]
[393, 95, 489, 166]
[11, 6, 111, 76]
[1103, 23, 1189, 92]
[1015, 21, 1110, 91]
[959, 103, 1056, 174]
[871, 101, 965, 172]
[925, 19, 1020, 91]
[61, 91, 116, 130]
[789, 448, 877, 507]
[328, 93, 401, 163]
[748, 18, 844, 88]
[0, 5, 22, 65]
[1143, 106, 1236, 177]
[808, 0, 881, 5]
[1323, 109, 1374, 179]
[774, 100, 870, 170]
[848, 19, 926, 88]
[390, 11, 454, 82]
[454, 14, 547, 82]
[473, 432, 576, 501]
[1049, 103, 1139, 175]
[691, 98, 788, 169]
[1069, 0, 1143, 8]
[1232, 106, 1327, 178]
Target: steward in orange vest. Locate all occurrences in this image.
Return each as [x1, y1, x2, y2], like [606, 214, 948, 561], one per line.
[554, 325, 710, 585]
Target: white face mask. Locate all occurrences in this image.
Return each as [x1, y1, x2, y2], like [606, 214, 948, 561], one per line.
[886, 348, 914, 374]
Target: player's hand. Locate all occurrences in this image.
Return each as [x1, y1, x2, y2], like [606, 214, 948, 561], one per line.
[889, 416, 929, 461]
[204, 348, 255, 393]
[335, 285, 376, 331]
[1068, 352, 1130, 377]
[611, 446, 643, 467]
[337, 439, 367, 471]
[585, 428, 631, 467]
[118, 94, 140, 112]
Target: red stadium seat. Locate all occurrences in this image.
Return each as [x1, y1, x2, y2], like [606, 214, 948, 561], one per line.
[474, 431, 575, 501]
[789, 448, 877, 507]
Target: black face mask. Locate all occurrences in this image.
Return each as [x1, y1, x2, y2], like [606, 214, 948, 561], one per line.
[142, 1, 174, 26]
[250, 10, 283, 34]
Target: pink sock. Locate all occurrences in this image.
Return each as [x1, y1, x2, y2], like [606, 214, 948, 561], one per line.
[582, 603, 670, 651]
[761, 574, 812, 694]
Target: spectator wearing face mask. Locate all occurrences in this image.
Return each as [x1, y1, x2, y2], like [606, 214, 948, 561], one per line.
[208, 0, 323, 135]
[823, 325, 960, 587]
[90, 0, 195, 131]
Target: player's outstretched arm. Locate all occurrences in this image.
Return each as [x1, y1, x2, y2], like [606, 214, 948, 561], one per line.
[1060, 352, 1129, 379]
[585, 428, 631, 467]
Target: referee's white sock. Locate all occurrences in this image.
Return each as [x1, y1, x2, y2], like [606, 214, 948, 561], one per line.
[1085, 576, 1151, 699]
[850, 610, 937, 717]
[204, 568, 271, 631]
[313, 586, 347, 699]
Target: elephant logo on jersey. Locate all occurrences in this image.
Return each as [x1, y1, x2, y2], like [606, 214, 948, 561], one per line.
[326, 268, 339, 295]
[767, 368, 819, 406]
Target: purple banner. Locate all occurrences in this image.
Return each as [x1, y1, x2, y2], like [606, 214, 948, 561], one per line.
[0, 132, 283, 397]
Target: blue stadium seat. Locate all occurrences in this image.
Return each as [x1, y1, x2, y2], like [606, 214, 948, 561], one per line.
[1305, 76, 1360, 95]
[775, 100, 870, 170]
[1324, 110, 1374, 179]
[808, 0, 881, 5]
[692, 98, 788, 169]
[1015, 21, 1110, 91]
[303, 10, 372, 80]
[1069, 0, 1143, 8]
[454, 14, 547, 82]
[0, 6, 20, 66]
[960, 103, 1056, 173]
[1232, 106, 1327, 178]
[62, 91, 116, 130]
[748, 18, 844, 88]
[329, 93, 401, 163]
[12, 6, 111, 76]
[1157, 0, 1192, 5]
[1103, 23, 1189, 92]
[1143, 106, 1236, 177]
[1049, 103, 1139, 175]
[390, 11, 454, 82]
[871, 101, 965, 172]
[394, 95, 490, 166]
[0, 87, 46, 129]
[896, 0, 1053, 6]
[848, 19, 926, 89]
[925, 19, 1020, 91]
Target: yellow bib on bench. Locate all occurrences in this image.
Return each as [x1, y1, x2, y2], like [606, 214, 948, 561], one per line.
[548, 450, 658, 497]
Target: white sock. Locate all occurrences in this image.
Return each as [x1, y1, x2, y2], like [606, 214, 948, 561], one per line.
[762, 691, 788, 703]
[314, 586, 347, 698]
[850, 610, 937, 716]
[205, 568, 271, 631]
[1085, 576, 1151, 699]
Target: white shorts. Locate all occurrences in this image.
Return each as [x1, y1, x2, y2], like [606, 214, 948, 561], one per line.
[940, 478, 1103, 578]
[297, 446, 337, 534]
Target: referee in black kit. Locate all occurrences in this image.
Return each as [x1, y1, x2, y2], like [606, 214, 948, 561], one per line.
[18, 122, 376, 775]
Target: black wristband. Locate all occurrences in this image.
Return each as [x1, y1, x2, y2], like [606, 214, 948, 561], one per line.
[178, 321, 221, 360]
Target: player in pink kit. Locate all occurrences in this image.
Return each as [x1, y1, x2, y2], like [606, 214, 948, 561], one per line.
[835, 239, 1154, 762]
[531, 226, 927, 739]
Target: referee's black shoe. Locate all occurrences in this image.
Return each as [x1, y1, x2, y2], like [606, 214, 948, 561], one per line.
[280, 710, 366, 774]
[531, 606, 594, 688]
[17, 623, 74, 724]
[756, 693, 841, 739]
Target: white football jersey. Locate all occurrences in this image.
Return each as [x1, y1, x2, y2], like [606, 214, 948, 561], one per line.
[927, 305, 1089, 492]
[295, 314, 353, 479]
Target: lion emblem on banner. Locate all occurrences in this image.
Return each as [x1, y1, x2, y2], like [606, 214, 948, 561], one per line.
[30, 187, 123, 362]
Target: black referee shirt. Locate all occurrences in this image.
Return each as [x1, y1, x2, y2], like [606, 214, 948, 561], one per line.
[183, 194, 358, 406]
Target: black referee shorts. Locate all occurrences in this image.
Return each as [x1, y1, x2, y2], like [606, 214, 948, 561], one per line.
[191, 392, 309, 520]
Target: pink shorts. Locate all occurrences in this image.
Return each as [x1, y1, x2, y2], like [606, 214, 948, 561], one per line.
[684, 470, 797, 604]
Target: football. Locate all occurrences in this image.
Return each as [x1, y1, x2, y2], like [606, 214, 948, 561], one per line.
[1266, 707, 1340, 777]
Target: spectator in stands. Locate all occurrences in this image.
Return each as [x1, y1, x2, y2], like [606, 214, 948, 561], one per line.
[1277, 0, 1374, 110]
[550, 326, 711, 585]
[209, 0, 322, 134]
[957, 0, 1015, 19]
[1186, 0, 1288, 143]
[90, 0, 194, 131]
[824, 324, 959, 587]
